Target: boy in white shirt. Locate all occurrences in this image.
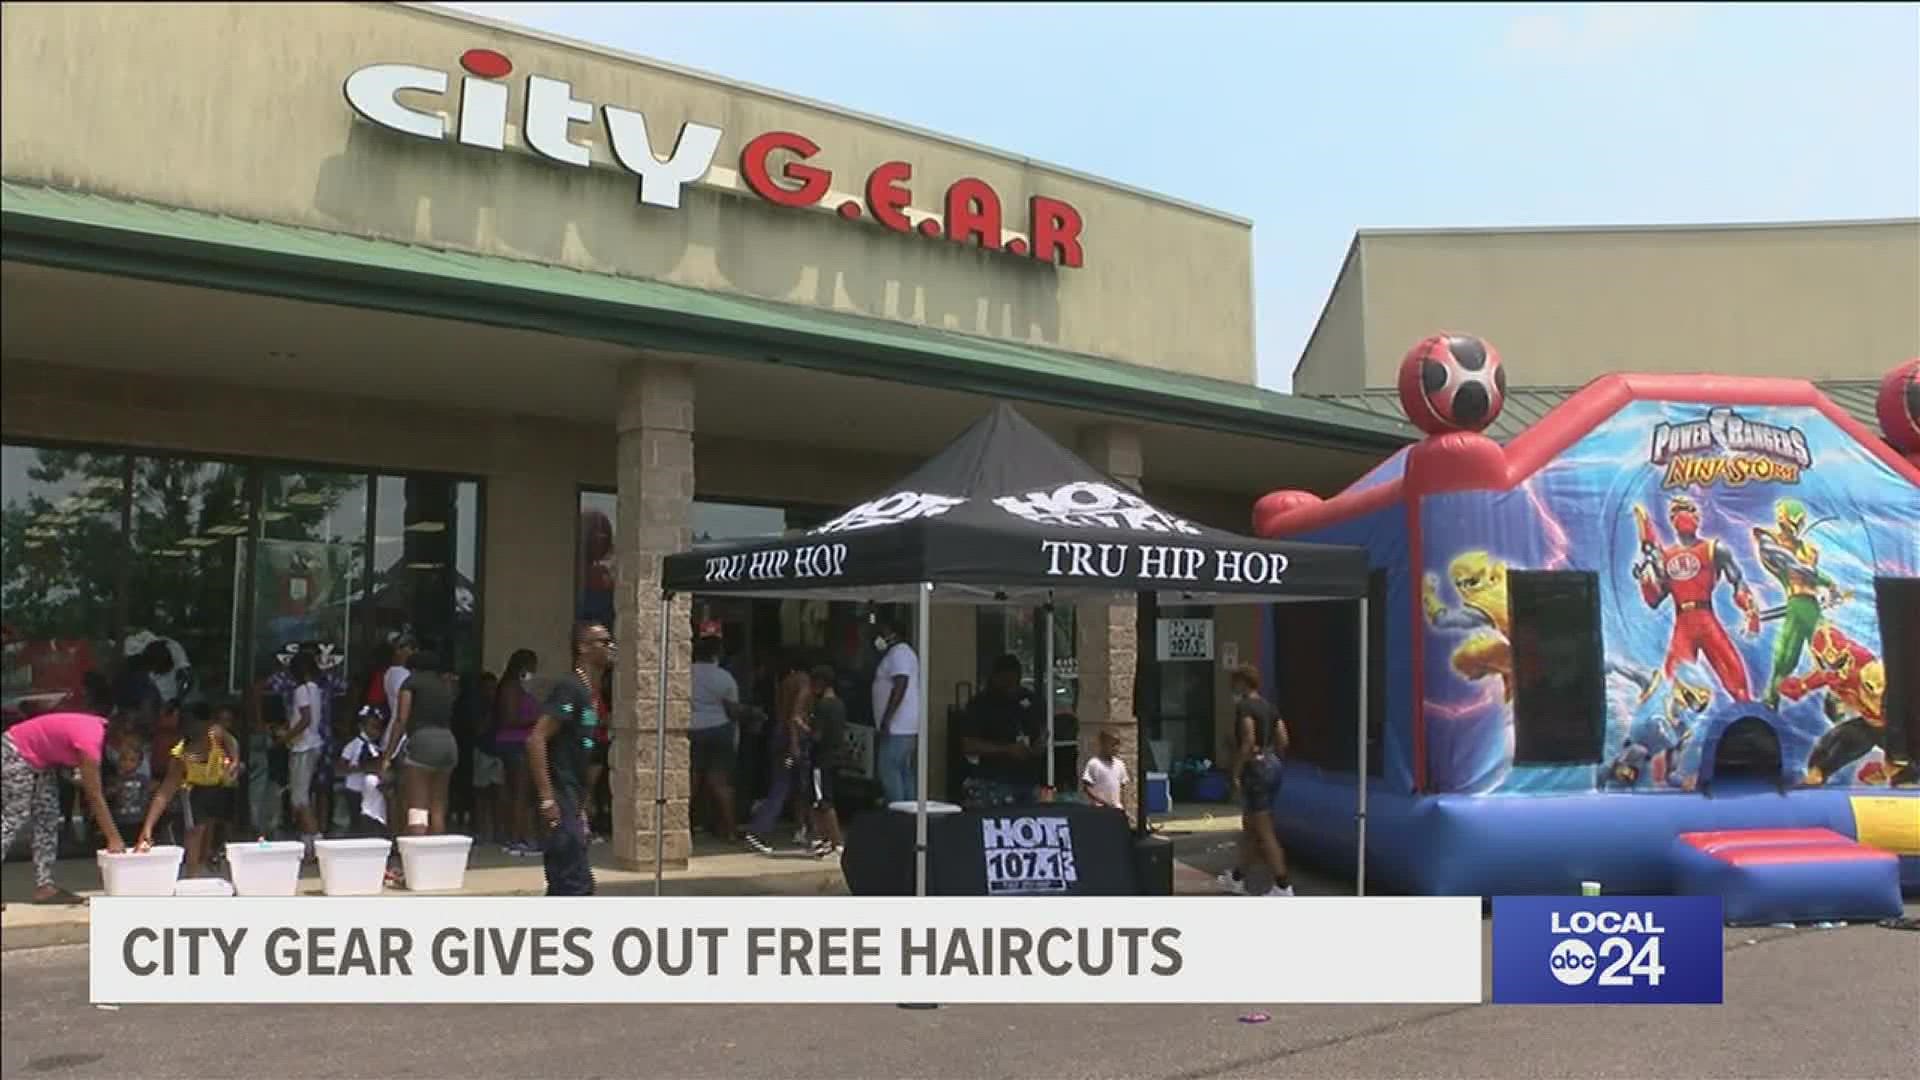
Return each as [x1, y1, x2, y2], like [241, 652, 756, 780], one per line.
[1079, 728, 1130, 810]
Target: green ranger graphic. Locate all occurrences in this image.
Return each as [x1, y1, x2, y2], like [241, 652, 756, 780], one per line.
[1750, 499, 1848, 708]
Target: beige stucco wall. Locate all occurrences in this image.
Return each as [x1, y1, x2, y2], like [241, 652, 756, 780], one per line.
[0, 1, 1256, 385]
[1293, 222, 1920, 394]
[1293, 247, 1369, 396]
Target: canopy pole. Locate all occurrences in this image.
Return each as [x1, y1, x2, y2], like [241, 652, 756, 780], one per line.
[654, 589, 673, 897]
[1043, 597, 1056, 792]
[1135, 590, 1158, 837]
[1356, 594, 1369, 898]
[914, 581, 933, 897]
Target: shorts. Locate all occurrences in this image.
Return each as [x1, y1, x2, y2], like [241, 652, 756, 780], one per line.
[404, 727, 459, 772]
[810, 765, 838, 807]
[690, 724, 737, 776]
[494, 739, 527, 769]
[1240, 754, 1285, 816]
[471, 750, 504, 788]
[188, 785, 236, 826]
[288, 748, 320, 810]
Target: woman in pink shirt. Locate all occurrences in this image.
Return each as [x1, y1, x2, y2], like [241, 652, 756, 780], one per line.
[2, 710, 125, 903]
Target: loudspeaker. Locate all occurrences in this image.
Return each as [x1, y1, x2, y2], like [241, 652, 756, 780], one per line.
[1132, 833, 1174, 896]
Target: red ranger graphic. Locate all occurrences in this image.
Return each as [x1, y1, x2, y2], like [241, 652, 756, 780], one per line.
[1631, 494, 1759, 701]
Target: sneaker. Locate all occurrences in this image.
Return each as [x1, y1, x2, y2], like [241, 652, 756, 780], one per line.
[1263, 884, 1295, 898]
[743, 833, 774, 855]
[1215, 871, 1248, 896]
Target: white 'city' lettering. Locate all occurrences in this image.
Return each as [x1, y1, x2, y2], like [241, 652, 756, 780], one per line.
[457, 75, 508, 151]
[344, 56, 724, 211]
[344, 64, 448, 140]
[603, 107, 724, 209]
[525, 75, 593, 167]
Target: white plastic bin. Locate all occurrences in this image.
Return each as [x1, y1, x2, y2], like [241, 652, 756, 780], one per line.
[887, 801, 963, 815]
[396, 835, 474, 891]
[98, 846, 184, 897]
[174, 877, 235, 897]
[315, 838, 392, 896]
[226, 841, 306, 896]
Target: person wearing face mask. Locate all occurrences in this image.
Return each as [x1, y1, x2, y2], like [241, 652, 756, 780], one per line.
[870, 616, 921, 804]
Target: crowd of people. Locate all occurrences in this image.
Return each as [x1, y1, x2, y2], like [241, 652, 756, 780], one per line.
[3, 617, 1299, 902]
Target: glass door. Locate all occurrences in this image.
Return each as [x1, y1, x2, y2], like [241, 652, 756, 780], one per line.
[252, 469, 369, 700]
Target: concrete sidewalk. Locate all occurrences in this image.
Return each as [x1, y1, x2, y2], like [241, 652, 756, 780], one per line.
[2, 803, 1251, 951]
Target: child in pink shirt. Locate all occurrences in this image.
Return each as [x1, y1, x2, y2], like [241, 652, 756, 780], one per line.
[2, 710, 125, 903]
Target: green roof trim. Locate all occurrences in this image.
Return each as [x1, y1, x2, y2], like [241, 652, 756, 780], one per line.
[1314, 382, 1886, 442]
[1, 181, 1412, 452]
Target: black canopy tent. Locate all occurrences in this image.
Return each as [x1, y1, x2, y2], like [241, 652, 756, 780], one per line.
[651, 404, 1375, 895]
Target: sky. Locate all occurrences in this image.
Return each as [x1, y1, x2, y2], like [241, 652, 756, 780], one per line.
[442, 2, 1920, 391]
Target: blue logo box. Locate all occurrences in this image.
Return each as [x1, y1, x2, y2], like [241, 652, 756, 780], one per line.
[1492, 896, 1724, 1004]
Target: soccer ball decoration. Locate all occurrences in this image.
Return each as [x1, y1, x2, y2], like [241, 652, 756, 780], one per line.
[1876, 358, 1920, 455]
[1396, 333, 1506, 436]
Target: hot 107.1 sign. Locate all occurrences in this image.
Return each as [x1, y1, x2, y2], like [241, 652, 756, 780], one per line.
[342, 49, 1086, 267]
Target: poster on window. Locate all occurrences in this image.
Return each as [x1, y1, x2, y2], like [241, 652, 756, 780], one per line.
[247, 539, 357, 687]
[1155, 618, 1214, 662]
[981, 814, 1079, 895]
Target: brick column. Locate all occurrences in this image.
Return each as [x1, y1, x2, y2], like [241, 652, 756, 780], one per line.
[613, 358, 695, 871]
[1076, 425, 1145, 825]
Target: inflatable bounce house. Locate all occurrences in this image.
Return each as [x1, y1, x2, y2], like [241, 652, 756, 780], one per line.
[1255, 346, 1920, 923]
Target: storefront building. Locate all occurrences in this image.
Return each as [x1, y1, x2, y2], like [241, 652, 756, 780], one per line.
[1, 2, 1411, 868]
[1293, 220, 1920, 434]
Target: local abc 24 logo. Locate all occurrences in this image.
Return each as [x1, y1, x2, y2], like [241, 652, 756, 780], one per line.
[1546, 910, 1666, 988]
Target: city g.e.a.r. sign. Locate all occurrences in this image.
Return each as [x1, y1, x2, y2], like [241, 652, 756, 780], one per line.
[344, 49, 1085, 267]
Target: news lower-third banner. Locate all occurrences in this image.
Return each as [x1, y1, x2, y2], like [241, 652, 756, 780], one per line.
[91, 897, 1483, 1005]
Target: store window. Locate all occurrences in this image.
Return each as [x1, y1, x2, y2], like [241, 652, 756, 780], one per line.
[373, 475, 482, 673]
[578, 490, 617, 627]
[577, 489, 849, 700]
[127, 454, 253, 701]
[253, 468, 369, 695]
[1, 441, 484, 725]
[2, 446, 127, 722]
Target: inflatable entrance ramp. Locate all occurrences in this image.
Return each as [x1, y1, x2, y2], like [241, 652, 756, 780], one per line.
[1672, 828, 1902, 925]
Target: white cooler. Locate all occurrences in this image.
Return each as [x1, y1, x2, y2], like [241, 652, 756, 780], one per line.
[396, 835, 474, 891]
[174, 877, 236, 897]
[315, 838, 392, 896]
[226, 841, 306, 896]
[98, 846, 184, 897]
